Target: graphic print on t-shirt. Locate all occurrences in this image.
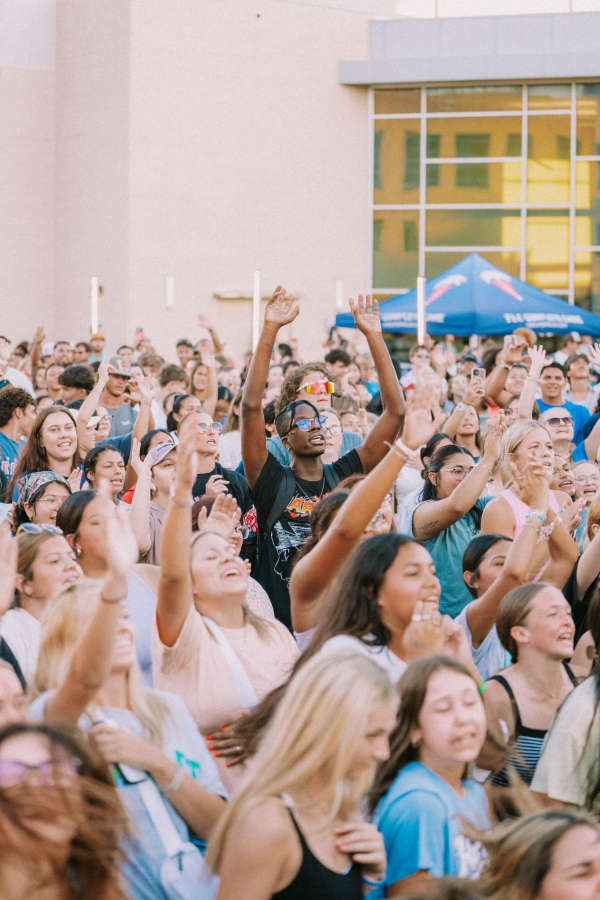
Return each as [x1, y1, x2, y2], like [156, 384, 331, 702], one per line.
[271, 488, 323, 585]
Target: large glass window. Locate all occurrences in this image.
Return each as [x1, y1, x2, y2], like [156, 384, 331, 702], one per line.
[372, 81, 600, 309]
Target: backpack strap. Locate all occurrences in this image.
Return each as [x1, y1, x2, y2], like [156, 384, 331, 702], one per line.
[323, 464, 342, 492]
[265, 467, 297, 534]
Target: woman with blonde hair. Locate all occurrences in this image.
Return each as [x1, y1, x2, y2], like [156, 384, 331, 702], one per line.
[1, 526, 81, 684]
[29, 506, 227, 900]
[207, 651, 397, 899]
[481, 420, 578, 583]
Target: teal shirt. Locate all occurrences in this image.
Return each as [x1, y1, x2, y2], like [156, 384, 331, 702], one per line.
[410, 496, 493, 618]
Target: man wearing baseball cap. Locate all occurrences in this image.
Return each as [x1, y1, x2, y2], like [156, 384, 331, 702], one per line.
[100, 355, 137, 437]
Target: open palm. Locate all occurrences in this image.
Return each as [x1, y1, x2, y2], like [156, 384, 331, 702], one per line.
[349, 294, 382, 335]
[264, 286, 299, 328]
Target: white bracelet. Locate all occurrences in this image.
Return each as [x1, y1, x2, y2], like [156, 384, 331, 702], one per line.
[161, 766, 184, 793]
[455, 401, 467, 412]
[395, 438, 418, 458]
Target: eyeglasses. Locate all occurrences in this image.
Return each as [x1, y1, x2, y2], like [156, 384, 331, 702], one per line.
[544, 417, 574, 428]
[38, 494, 66, 511]
[197, 422, 223, 434]
[326, 425, 343, 436]
[439, 466, 474, 479]
[0, 757, 80, 788]
[575, 474, 600, 484]
[289, 414, 327, 433]
[234, 524, 250, 540]
[298, 381, 334, 395]
[16, 523, 63, 536]
[414, 353, 430, 359]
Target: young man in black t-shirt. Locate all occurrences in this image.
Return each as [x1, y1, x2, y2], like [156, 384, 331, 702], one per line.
[241, 286, 404, 628]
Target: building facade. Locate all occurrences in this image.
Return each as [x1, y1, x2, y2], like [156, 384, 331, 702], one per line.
[3, 1, 600, 358]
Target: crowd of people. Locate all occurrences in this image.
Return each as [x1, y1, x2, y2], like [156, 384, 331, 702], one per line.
[1, 298, 600, 898]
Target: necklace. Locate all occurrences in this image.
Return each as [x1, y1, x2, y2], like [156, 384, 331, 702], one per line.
[520, 669, 563, 700]
[294, 477, 325, 503]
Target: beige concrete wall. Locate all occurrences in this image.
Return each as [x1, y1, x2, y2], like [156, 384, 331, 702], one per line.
[0, 0, 55, 344]
[125, 0, 371, 361]
[54, 0, 130, 347]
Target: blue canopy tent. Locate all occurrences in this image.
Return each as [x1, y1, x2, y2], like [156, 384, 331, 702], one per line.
[335, 253, 600, 337]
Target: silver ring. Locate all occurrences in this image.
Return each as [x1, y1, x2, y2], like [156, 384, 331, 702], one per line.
[235, 745, 242, 752]
[411, 614, 422, 622]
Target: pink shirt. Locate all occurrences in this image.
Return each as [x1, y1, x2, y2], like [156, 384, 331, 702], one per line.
[499, 489, 561, 580]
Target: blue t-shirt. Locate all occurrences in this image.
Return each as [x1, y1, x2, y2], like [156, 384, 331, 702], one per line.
[455, 602, 511, 681]
[98, 432, 133, 465]
[0, 432, 21, 496]
[410, 497, 492, 618]
[370, 762, 489, 896]
[29, 690, 227, 900]
[537, 399, 590, 444]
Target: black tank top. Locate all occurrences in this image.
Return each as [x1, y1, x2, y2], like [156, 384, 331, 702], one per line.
[272, 808, 364, 900]
[489, 662, 578, 787]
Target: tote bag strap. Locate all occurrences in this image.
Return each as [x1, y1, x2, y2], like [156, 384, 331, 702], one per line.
[138, 776, 188, 857]
[202, 616, 259, 709]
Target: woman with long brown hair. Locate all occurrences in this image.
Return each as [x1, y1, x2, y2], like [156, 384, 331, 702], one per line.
[0, 721, 129, 899]
[5, 406, 81, 502]
[368, 655, 490, 897]
[188, 355, 218, 417]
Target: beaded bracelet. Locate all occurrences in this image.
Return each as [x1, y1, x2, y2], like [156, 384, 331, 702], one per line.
[525, 509, 547, 525]
[522, 521, 541, 536]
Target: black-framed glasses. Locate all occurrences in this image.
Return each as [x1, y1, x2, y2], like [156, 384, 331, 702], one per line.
[288, 414, 327, 434]
[16, 523, 63, 536]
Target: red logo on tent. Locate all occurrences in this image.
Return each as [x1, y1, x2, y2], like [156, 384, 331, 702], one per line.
[480, 270, 523, 301]
[427, 274, 467, 306]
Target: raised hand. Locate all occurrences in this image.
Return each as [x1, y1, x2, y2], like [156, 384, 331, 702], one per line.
[68, 468, 84, 493]
[400, 393, 447, 452]
[503, 339, 528, 366]
[0, 519, 17, 617]
[482, 412, 506, 464]
[514, 455, 550, 511]
[589, 343, 600, 369]
[561, 497, 585, 536]
[130, 438, 152, 481]
[104, 505, 139, 580]
[137, 376, 156, 404]
[174, 411, 201, 494]
[197, 314, 214, 332]
[463, 382, 485, 407]
[0, 337, 11, 364]
[349, 294, 382, 336]
[97, 358, 113, 388]
[527, 344, 547, 378]
[32, 326, 46, 345]
[196, 492, 241, 540]
[263, 286, 299, 330]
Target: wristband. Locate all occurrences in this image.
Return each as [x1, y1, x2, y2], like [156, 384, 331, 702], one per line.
[395, 438, 418, 458]
[525, 509, 547, 525]
[500, 362, 511, 371]
[140, 399, 152, 407]
[526, 375, 541, 383]
[161, 766, 184, 794]
[479, 681, 485, 695]
[169, 486, 194, 508]
[478, 462, 493, 474]
[522, 522, 541, 536]
[362, 874, 386, 887]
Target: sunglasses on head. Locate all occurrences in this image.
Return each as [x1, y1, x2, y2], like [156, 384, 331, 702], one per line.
[16, 523, 63, 536]
[288, 414, 327, 434]
[298, 381, 334, 395]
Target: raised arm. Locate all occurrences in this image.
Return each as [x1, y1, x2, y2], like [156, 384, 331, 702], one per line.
[543, 503, 582, 589]
[128, 439, 152, 555]
[443, 383, 484, 438]
[517, 345, 546, 421]
[485, 340, 528, 408]
[466, 459, 549, 645]
[156, 413, 199, 646]
[290, 393, 445, 633]
[123, 376, 157, 492]
[76, 359, 111, 443]
[241, 286, 299, 488]
[412, 416, 505, 541]
[30, 327, 45, 372]
[198, 314, 223, 355]
[44, 500, 138, 722]
[349, 295, 405, 473]
[200, 348, 218, 418]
